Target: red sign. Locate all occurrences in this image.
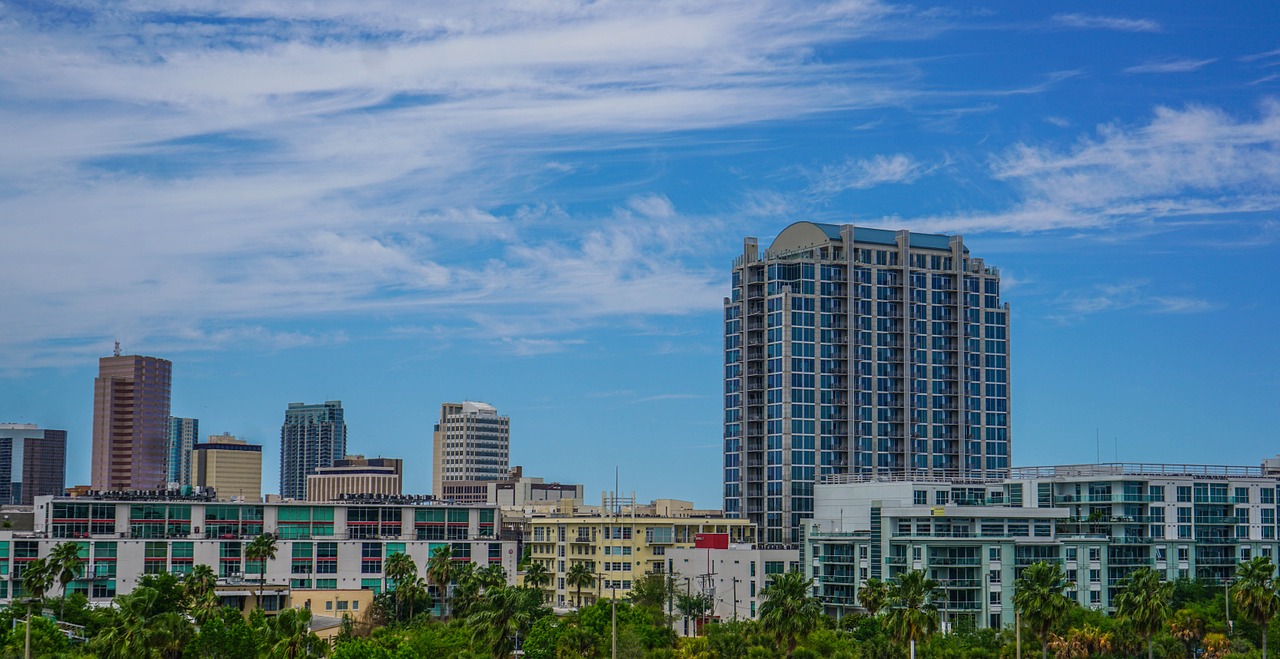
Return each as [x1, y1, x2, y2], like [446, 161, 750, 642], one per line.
[694, 533, 729, 549]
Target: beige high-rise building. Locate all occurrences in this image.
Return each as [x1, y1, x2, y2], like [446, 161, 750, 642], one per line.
[307, 455, 403, 501]
[432, 402, 509, 499]
[91, 353, 172, 490]
[192, 433, 263, 501]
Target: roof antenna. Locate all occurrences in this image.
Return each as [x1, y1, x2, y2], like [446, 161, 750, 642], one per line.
[113, 341, 122, 357]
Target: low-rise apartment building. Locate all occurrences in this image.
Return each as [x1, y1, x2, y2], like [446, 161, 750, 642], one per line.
[807, 462, 1280, 629]
[0, 492, 516, 606]
[518, 497, 756, 609]
[666, 541, 801, 626]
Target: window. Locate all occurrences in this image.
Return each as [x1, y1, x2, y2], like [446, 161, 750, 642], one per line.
[1176, 487, 1191, 503]
[1263, 488, 1276, 505]
[1149, 485, 1164, 502]
[1177, 547, 1189, 562]
[1236, 487, 1250, 504]
[1065, 547, 1077, 562]
[1088, 547, 1100, 562]
[1089, 569, 1100, 584]
[914, 490, 927, 505]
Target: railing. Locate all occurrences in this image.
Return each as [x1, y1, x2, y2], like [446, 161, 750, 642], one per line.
[1013, 463, 1268, 479]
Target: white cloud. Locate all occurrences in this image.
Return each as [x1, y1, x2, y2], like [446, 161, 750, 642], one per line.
[1053, 281, 1212, 319]
[900, 102, 1280, 234]
[809, 154, 931, 195]
[1052, 13, 1161, 33]
[1124, 58, 1217, 75]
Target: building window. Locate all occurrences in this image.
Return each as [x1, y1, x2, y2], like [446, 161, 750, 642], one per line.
[913, 491, 927, 505]
[1176, 487, 1191, 503]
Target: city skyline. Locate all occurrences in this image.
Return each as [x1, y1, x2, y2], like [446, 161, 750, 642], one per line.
[1, 2, 1278, 506]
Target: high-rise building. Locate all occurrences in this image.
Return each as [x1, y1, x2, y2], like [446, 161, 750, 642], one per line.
[91, 353, 173, 490]
[307, 455, 403, 502]
[724, 222, 1010, 543]
[0, 424, 67, 505]
[432, 402, 510, 499]
[167, 416, 199, 486]
[280, 401, 347, 500]
[193, 433, 263, 501]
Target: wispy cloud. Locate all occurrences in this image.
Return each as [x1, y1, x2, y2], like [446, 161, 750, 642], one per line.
[633, 394, 708, 403]
[1124, 58, 1217, 75]
[809, 154, 933, 195]
[1052, 13, 1161, 33]
[899, 101, 1280, 235]
[1053, 281, 1213, 320]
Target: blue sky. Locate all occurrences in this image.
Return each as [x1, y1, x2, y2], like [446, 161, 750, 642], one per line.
[2, 1, 1278, 506]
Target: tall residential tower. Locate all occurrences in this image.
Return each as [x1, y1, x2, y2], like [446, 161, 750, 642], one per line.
[0, 424, 67, 505]
[279, 401, 347, 500]
[432, 402, 510, 500]
[91, 353, 172, 490]
[167, 416, 199, 486]
[724, 222, 1010, 543]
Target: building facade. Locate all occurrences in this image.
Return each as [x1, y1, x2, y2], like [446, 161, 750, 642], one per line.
[666, 543, 802, 627]
[280, 401, 347, 500]
[805, 462, 1280, 629]
[0, 424, 67, 505]
[91, 354, 173, 490]
[167, 417, 199, 486]
[193, 433, 263, 502]
[519, 501, 755, 609]
[307, 456, 403, 502]
[725, 222, 1010, 544]
[433, 402, 510, 500]
[6, 494, 516, 606]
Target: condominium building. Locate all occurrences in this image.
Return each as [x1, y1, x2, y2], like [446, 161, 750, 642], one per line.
[307, 456, 403, 502]
[0, 424, 67, 505]
[91, 353, 173, 490]
[805, 461, 1280, 629]
[167, 417, 199, 486]
[192, 434, 263, 502]
[517, 495, 756, 609]
[725, 222, 1010, 544]
[280, 401, 347, 500]
[6, 493, 515, 605]
[433, 402, 510, 500]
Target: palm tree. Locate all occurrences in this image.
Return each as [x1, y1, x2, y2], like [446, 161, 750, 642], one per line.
[1014, 561, 1075, 659]
[523, 561, 551, 602]
[885, 569, 940, 659]
[259, 607, 328, 658]
[49, 541, 83, 620]
[184, 563, 220, 623]
[477, 563, 508, 591]
[1114, 567, 1173, 659]
[860, 577, 888, 616]
[426, 545, 455, 617]
[466, 586, 542, 656]
[1169, 608, 1205, 659]
[18, 557, 55, 658]
[1234, 556, 1280, 659]
[383, 551, 419, 622]
[566, 561, 596, 608]
[758, 570, 823, 658]
[245, 533, 279, 611]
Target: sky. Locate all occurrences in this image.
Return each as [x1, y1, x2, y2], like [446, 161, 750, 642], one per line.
[1, 1, 1278, 507]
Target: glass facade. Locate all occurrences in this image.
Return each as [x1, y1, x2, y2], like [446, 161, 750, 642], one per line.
[726, 223, 1010, 543]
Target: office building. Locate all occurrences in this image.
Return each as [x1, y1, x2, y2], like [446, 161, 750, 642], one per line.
[307, 455, 403, 502]
[805, 460, 1280, 629]
[516, 493, 756, 608]
[193, 433, 263, 501]
[433, 402, 509, 499]
[280, 401, 347, 500]
[6, 492, 515, 606]
[91, 353, 173, 490]
[167, 416, 199, 486]
[724, 222, 1010, 544]
[0, 424, 67, 505]
[489, 466, 583, 509]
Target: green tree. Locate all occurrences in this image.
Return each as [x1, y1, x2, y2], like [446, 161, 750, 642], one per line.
[466, 586, 545, 657]
[1234, 556, 1280, 659]
[184, 608, 264, 658]
[245, 533, 279, 609]
[426, 545, 455, 617]
[184, 564, 223, 625]
[1169, 607, 1205, 659]
[860, 577, 888, 616]
[566, 562, 596, 609]
[17, 556, 55, 659]
[1114, 567, 1174, 659]
[383, 551, 424, 623]
[523, 561, 551, 596]
[50, 540, 84, 620]
[758, 570, 822, 658]
[477, 563, 508, 591]
[1013, 561, 1075, 659]
[90, 586, 196, 659]
[257, 606, 329, 658]
[885, 569, 939, 659]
